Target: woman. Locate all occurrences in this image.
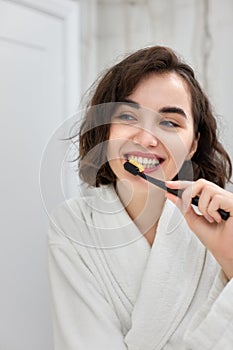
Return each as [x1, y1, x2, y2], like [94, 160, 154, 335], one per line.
[48, 46, 233, 349]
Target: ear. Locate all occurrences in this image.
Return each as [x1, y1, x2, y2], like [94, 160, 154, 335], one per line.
[186, 133, 200, 160]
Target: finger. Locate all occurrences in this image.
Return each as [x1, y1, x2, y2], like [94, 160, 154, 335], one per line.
[167, 180, 221, 214]
[190, 179, 219, 199]
[166, 180, 211, 210]
[207, 199, 222, 223]
[207, 193, 233, 222]
[195, 189, 212, 220]
[183, 205, 218, 248]
[191, 182, 231, 222]
[167, 189, 217, 238]
[166, 180, 195, 210]
[166, 180, 192, 190]
[184, 183, 219, 222]
[167, 184, 215, 223]
[166, 190, 182, 207]
[166, 191, 191, 215]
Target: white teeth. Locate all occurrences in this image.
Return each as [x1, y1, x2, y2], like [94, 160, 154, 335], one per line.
[127, 155, 161, 169]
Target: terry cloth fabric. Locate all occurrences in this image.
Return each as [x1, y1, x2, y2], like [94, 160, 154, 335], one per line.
[47, 185, 233, 350]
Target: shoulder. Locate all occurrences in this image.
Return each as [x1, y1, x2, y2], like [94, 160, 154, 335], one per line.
[47, 185, 118, 245]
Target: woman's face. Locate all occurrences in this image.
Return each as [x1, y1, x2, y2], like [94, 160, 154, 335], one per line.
[107, 72, 198, 190]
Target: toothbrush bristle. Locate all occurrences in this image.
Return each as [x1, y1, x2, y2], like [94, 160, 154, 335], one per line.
[128, 159, 144, 172]
[124, 161, 140, 175]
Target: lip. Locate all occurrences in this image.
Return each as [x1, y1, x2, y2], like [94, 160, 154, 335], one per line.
[142, 164, 161, 174]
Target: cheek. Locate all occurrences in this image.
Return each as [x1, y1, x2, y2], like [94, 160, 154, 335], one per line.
[107, 126, 120, 160]
[107, 141, 119, 162]
[162, 132, 195, 166]
[109, 122, 125, 136]
[107, 146, 125, 181]
[107, 124, 132, 159]
[109, 123, 132, 140]
[107, 137, 124, 163]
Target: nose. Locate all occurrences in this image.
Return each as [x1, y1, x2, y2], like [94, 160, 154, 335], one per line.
[132, 127, 158, 148]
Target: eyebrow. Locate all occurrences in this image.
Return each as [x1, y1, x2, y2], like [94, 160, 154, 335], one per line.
[121, 99, 187, 118]
[158, 106, 187, 119]
[121, 99, 140, 109]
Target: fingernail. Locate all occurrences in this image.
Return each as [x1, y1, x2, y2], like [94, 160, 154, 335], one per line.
[205, 215, 214, 223]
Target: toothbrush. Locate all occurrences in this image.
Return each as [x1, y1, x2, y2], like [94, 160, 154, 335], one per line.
[124, 160, 230, 221]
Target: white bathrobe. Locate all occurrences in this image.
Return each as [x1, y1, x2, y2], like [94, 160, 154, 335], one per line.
[47, 185, 233, 350]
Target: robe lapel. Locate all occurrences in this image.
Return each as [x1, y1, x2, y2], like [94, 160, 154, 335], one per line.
[88, 185, 152, 333]
[125, 200, 206, 350]
[90, 185, 151, 303]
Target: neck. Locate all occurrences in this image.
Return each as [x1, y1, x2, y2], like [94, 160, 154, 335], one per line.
[116, 180, 166, 245]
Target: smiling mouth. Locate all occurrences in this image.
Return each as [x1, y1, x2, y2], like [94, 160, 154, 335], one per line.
[125, 154, 164, 170]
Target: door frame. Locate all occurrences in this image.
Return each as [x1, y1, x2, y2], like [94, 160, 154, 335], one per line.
[7, 0, 81, 117]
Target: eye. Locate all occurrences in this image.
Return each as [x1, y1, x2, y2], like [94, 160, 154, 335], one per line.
[115, 113, 137, 122]
[160, 120, 179, 128]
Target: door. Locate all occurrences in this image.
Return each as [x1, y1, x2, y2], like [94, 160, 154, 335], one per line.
[0, 0, 80, 349]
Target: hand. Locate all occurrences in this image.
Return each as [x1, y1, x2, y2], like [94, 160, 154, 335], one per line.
[166, 179, 233, 280]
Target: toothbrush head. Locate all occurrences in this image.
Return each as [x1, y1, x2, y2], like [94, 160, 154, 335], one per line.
[124, 160, 144, 175]
[128, 159, 144, 172]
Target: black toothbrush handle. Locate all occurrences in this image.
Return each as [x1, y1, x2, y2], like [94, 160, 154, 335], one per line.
[166, 187, 230, 221]
[124, 162, 230, 221]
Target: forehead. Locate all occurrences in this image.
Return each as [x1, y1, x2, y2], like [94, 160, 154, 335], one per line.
[127, 72, 192, 116]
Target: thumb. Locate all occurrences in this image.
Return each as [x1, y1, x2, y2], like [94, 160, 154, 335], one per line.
[166, 191, 216, 246]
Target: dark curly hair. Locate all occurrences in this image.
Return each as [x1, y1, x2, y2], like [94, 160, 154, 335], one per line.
[77, 45, 232, 188]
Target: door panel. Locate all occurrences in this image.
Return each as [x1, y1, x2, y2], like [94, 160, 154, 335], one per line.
[0, 1, 79, 349]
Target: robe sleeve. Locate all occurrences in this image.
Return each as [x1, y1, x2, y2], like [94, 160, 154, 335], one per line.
[184, 269, 233, 349]
[47, 221, 128, 350]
